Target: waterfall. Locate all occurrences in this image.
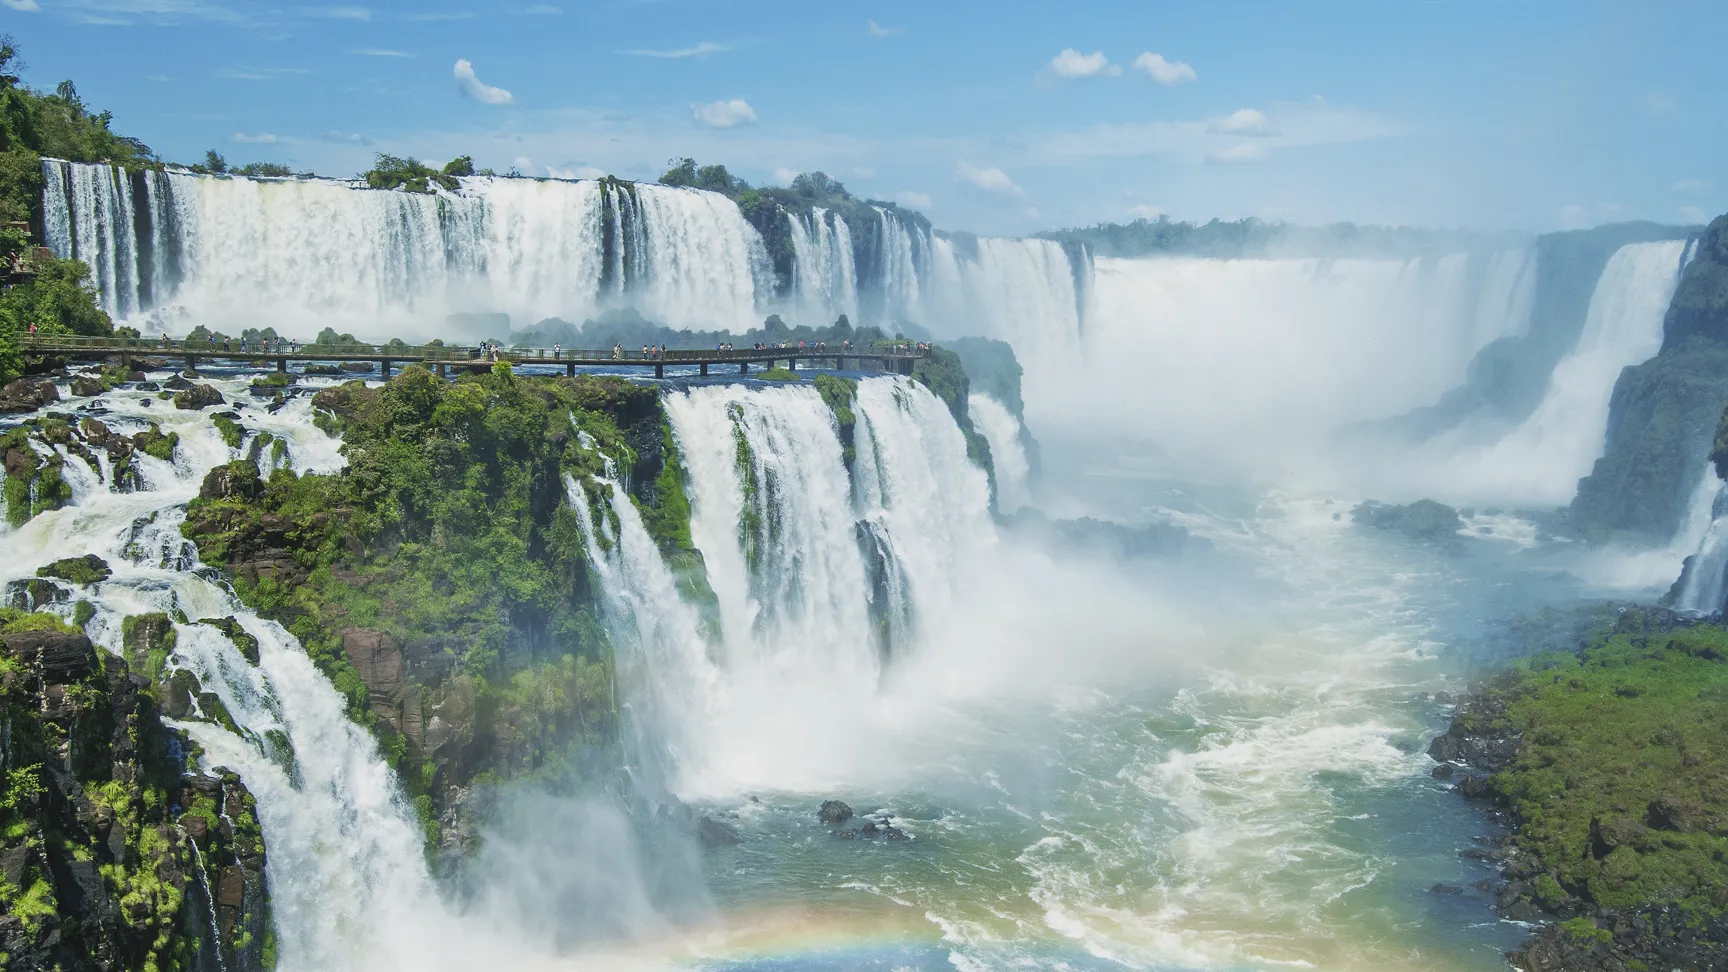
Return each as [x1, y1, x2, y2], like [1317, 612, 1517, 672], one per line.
[38, 162, 770, 334]
[0, 384, 561, 972]
[786, 208, 859, 326]
[642, 376, 993, 795]
[968, 393, 1032, 512]
[1679, 474, 1728, 615]
[1414, 240, 1691, 505]
[564, 464, 716, 791]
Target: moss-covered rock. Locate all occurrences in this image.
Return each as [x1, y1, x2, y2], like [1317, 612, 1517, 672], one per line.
[0, 608, 271, 972]
[1437, 610, 1728, 969]
[35, 553, 111, 586]
[181, 367, 686, 855]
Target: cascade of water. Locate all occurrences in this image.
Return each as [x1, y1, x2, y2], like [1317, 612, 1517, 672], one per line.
[967, 393, 1032, 512]
[665, 383, 875, 676]
[564, 464, 717, 792]
[1679, 476, 1728, 616]
[874, 207, 921, 322]
[1423, 240, 1690, 505]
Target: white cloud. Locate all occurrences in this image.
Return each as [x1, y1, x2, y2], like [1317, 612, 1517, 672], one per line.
[352, 47, 412, 57]
[2, 0, 42, 12]
[303, 4, 370, 19]
[319, 130, 374, 145]
[1209, 108, 1276, 137]
[1132, 52, 1196, 86]
[773, 167, 800, 184]
[1047, 49, 1119, 80]
[1680, 206, 1709, 224]
[956, 161, 1026, 197]
[547, 164, 605, 180]
[454, 59, 514, 105]
[896, 190, 932, 210]
[692, 99, 756, 129]
[622, 42, 725, 59]
[1207, 142, 1268, 164]
[230, 132, 279, 144]
[512, 156, 533, 173]
[1128, 203, 1164, 219]
[1557, 204, 1589, 230]
[1673, 179, 1712, 193]
[867, 19, 902, 38]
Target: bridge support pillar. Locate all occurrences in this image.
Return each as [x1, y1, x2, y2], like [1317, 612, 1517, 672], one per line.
[739, 361, 748, 375]
[700, 362, 709, 377]
[382, 359, 392, 380]
[436, 363, 447, 379]
[788, 357, 797, 372]
[566, 362, 577, 377]
[836, 357, 845, 371]
[184, 355, 196, 376]
[276, 357, 287, 373]
[654, 363, 664, 379]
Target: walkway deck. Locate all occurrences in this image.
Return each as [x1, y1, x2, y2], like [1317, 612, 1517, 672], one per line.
[16, 335, 931, 379]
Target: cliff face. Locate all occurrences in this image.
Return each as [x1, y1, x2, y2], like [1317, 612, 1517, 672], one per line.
[0, 607, 270, 972]
[1571, 216, 1728, 542]
[180, 368, 674, 857]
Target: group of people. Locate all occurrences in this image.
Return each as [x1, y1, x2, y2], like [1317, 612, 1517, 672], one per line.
[146, 333, 300, 353]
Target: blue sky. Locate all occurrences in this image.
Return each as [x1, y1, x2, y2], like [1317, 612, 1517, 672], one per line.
[4, 0, 1723, 237]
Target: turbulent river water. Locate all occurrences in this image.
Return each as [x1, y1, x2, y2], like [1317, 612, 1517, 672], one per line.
[0, 359, 1693, 972]
[17, 165, 1710, 969]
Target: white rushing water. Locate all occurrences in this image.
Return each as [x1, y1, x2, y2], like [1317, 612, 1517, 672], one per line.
[1396, 239, 1692, 506]
[966, 393, 1032, 512]
[642, 376, 992, 796]
[39, 160, 1089, 342]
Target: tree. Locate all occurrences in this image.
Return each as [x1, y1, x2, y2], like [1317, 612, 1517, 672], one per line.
[442, 155, 474, 177]
[203, 149, 227, 174]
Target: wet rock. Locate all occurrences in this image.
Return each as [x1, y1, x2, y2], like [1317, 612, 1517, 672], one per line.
[69, 375, 107, 398]
[199, 461, 262, 501]
[2, 630, 98, 681]
[173, 383, 225, 410]
[1430, 883, 1464, 895]
[818, 800, 854, 826]
[163, 374, 191, 390]
[178, 813, 210, 844]
[137, 381, 160, 391]
[201, 616, 261, 665]
[6, 577, 69, 610]
[36, 554, 112, 585]
[0, 378, 60, 413]
[342, 628, 408, 738]
[698, 816, 743, 846]
[1431, 761, 1456, 779]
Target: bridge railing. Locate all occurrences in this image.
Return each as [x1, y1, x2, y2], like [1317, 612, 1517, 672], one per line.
[14, 334, 934, 364]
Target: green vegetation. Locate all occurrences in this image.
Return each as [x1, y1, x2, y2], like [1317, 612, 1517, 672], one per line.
[361, 153, 471, 193]
[658, 159, 930, 295]
[0, 607, 218, 970]
[812, 373, 858, 466]
[757, 366, 799, 381]
[0, 39, 130, 382]
[212, 412, 243, 449]
[181, 366, 691, 850]
[1479, 620, 1728, 914]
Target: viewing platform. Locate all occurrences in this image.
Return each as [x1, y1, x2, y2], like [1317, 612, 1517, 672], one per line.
[15, 335, 932, 379]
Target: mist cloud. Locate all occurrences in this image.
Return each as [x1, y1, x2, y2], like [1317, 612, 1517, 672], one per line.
[692, 99, 757, 128]
[1133, 52, 1196, 85]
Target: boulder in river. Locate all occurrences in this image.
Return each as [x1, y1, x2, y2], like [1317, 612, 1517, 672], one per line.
[173, 383, 226, 410]
[818, 800, 854, 826]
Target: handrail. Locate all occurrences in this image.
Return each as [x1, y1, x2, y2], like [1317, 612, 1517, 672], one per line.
[14, 334, 934, 362]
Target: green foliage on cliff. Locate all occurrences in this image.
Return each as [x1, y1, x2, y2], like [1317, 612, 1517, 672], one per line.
[362, 153, 459, 194]
[1482, 619, 1728, 914]
[182, 368, 689, 849]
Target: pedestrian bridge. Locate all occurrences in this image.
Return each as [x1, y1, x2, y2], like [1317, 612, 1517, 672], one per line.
[15, 335, 932, 379]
